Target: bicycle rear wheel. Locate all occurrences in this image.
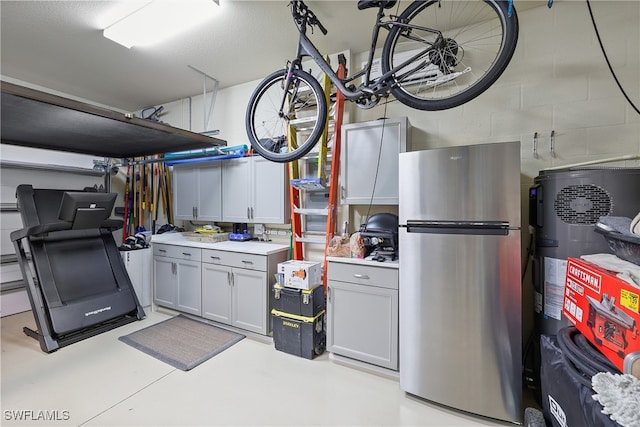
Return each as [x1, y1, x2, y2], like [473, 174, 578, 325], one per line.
[382, 0, 518, 111]
[245, 68, 327, 163]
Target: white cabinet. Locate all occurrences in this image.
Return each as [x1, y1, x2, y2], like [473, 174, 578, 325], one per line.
[221, 156, 289, 224]
[201, 248, 288, 335]
[340, 117, 408, 205]
[173, 162, 222, 222]
[120, 248, 152, 307]
[326, 260, 399, 370]
[201, 263, 232, 324]
[153, 244, 202, 316]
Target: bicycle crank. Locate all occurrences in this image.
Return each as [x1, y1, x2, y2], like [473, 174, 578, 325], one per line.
[355, 95, 382, 110]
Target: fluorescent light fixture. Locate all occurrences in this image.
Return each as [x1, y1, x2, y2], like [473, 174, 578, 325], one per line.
[103, 0, 218, 48]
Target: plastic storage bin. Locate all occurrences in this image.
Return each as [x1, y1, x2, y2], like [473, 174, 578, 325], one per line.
[595, 227, 640, 265]
[271, 284, 325, 317]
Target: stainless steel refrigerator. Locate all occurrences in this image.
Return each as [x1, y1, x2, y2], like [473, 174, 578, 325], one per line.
[398, 141, 522, 424]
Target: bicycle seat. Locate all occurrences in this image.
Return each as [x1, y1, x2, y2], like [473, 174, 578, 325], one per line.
[357, 0, 397, 10]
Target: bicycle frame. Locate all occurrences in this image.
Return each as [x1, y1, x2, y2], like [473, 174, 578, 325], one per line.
[281, 1, 441, 106]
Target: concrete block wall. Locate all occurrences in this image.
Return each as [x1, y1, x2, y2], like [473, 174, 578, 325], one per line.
[351, 1, 640, 181]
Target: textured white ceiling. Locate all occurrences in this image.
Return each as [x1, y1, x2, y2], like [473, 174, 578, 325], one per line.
[0, 0, 378, 111]
[1, 1, 548, 113]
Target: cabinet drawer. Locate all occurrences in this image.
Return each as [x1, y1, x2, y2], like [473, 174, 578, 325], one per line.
[153, 244, 202, 262]
[327, 262, 398, 290]
[202, 249, 266, 271]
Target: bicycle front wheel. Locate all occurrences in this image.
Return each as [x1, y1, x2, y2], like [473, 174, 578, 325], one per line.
[245, 68, 327, 163]
[382, 0, 518, 111]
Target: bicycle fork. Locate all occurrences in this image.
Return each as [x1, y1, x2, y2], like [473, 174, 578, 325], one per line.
[277, 61, 302, 121]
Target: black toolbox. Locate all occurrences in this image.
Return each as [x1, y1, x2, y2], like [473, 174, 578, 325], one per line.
[271, 309, 326, 359]
[271, 284, 325, 317]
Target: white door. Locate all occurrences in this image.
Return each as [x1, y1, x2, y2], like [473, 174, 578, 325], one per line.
[252, 157, 285, 223]
[222, 157, 251, 222]
[197, 162, 223, 221]
[173, 166, 197, 220]
[153, 256, 176, 308]
[176, 259, 202, 316]
[202, 263, 232, 325]
[232, 268, 267, 334]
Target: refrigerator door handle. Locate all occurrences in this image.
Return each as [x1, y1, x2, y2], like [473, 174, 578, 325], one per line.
[404, 220, 511, 236]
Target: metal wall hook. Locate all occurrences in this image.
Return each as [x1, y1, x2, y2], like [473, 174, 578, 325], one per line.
[550, 130, 556, 158]
[533, 132, 539, 159]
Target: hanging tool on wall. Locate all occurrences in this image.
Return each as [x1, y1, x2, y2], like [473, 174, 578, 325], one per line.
[139, 160, 145, 232]
[152, 158, 159, 234]
[132, 162, 138, 232]
[122, 164, 131, 243]
[165, 164, 173, 224]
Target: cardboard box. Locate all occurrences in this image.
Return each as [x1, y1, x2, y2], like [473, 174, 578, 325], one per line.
[271, 309, 326, 359]
[277, 260, 322, 290]
[562, 257, 640, 372]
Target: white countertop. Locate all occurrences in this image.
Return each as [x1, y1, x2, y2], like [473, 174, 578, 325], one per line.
[151, 232, 289, 256]
[326, 256, 399, 269]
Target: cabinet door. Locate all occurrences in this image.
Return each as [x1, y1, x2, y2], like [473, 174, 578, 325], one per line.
[154, 256, 176, 308]
[327, 280, 398, 370]
[122, 249, 152, 307]
[175, 259, 202, 316]
[173, 166, 198, 220]
[252, 157, 287, 224]
[222, 157, 252, 222]
[340, 117, 407, 205]
[202, 263, 232, 325]
[197, 162, 222, 221]
[232, 268, 267, 334]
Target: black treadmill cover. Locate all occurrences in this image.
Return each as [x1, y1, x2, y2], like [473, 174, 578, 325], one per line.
[1, 81, 226, 159]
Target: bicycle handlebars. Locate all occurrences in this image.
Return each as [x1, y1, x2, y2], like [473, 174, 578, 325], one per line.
[290, 1, 328, 35]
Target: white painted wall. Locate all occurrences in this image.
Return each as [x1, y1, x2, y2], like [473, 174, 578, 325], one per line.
[159, 1, 639, 180]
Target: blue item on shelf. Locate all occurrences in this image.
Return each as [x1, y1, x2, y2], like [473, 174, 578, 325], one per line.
[229, 232, 252, 241]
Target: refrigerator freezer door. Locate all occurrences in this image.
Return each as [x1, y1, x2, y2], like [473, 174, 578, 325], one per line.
[399, 227, 522, 423]
[399, 141, 521, 227]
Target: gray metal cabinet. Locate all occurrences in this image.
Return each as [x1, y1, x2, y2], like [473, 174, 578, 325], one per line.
[153, 244, 202, 316]
[327, 260, 399, 370]
[340, 117, 408, 205]
[173, 162, 222, 222]
[201, 247, 288, 335]
[221, 156, 289, 224]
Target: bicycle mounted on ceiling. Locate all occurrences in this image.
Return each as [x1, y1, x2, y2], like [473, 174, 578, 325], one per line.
[246, 0, 519, 163]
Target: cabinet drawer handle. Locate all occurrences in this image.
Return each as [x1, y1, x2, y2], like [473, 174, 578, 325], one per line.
[158, 249, 167, 253]
[353, 273, 370, 279]
[210, 256, 221, 260]
[242, 260, 254, 265]
[182, 252, 192, 256]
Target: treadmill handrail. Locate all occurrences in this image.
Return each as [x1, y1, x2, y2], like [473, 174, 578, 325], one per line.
[10, 219, 123, 241]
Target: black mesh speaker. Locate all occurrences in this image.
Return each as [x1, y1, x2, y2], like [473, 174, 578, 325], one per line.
[554, 184, 613, 225]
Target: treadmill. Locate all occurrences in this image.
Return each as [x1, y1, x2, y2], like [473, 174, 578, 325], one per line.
[1, 81, 227, 352]
[11, 185, 146, 352]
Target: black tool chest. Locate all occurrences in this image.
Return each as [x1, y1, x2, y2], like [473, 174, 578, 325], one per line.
[271, 284, 326, 359]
